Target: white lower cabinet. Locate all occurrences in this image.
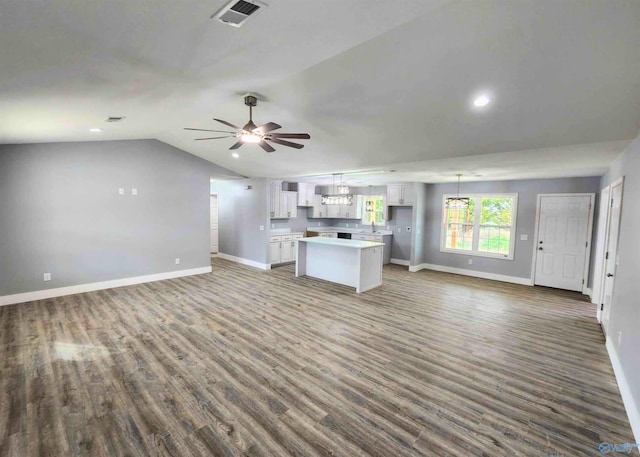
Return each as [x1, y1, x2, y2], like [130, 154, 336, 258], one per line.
[269, 233, 303, 265]
[280, 240, 295, 263]
[269, 242, 281, 264]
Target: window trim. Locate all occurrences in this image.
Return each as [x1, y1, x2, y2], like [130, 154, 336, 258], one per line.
[440, 193, 518, 260]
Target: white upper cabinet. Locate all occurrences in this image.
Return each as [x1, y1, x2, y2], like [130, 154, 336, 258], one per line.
[340, 195, 363, 219]
[326, 203, 340, 218]
[297, 183, 316, 207]
[387, 184, 414, 206]
[311, 194, 326, 218]
[270, 180, 283, 218]
[280, 191, 298, 219]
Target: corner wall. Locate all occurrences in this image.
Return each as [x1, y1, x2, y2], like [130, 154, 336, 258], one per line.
[0, 140, 221, 300]
[214, 178, 270, 267]
[599, 133, 640, 442]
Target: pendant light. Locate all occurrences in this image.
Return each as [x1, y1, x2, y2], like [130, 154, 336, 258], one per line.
[322, 174, 353, 205]
[445, 174, 469, 209]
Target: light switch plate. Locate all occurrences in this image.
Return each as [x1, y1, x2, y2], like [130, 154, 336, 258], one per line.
[118, 188, 124, 195]
[260, 225, 265, 231]
[175, 258, 180, 265]
[468, 259, 473, 265]
[131, 188, 138, 196]
[520, 234, 528, 241]
[43, 273, 51, 281]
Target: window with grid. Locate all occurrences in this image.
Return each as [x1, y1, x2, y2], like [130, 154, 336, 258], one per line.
[441, 194, 518, 259]
[362, 196, 386, 224]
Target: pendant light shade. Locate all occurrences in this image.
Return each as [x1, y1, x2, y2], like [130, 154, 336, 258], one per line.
[445, 174, 469, 208]
[322, 174, 353, 205]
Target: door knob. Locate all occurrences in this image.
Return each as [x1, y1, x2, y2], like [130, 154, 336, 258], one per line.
[607, 273, 614, 277]
[538, 247, 543, 251]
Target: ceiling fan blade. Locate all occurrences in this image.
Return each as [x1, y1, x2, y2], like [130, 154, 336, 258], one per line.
[229, 141, 244, 150]
[268, 133, 310, 140]
[214, 118, 240, 130]
[258, 140, 276, 153]
[185, 127, 237, 134]
[253, 122, 282, 133]
[267, 138, 304, 149]
[195, 136, 235, 140]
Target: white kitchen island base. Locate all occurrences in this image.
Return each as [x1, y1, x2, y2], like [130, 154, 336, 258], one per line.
[295, 237, 384, 293]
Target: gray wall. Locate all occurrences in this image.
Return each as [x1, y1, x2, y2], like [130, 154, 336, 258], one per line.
[214, 178, 270, 265]
[410, 183, 429, 266]
[0, 140, 220, 297]
[600, 133, 640, 428]
[420, 177, 601, 281]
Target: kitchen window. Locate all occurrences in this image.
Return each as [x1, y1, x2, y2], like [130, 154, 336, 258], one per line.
[440, 194, 518, 260]
[362, 195, 386, 224]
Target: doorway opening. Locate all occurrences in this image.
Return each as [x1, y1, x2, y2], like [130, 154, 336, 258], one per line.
[592, 178, 624, 335]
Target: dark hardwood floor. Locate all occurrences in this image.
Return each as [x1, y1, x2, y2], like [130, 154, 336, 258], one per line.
[0, 258, 633, 456]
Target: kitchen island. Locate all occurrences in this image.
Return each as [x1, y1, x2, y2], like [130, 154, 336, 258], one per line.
[295, 237, 385, 293]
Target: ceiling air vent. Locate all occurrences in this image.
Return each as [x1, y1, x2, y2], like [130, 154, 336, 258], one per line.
[105, 116, 126, 123]
[211, 0, 267, 28]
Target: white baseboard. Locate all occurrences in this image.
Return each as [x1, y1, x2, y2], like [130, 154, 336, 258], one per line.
[216, 253, 270, 270]
[606, 337, 640, 444]
[409, 263, 531, 286]
[390, 258, 410, 266]
[0, 266, 212, 307]
[584, 287, 592, 299]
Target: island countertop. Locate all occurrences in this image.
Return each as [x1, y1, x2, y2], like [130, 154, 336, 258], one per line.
[298, 237, 384, 249]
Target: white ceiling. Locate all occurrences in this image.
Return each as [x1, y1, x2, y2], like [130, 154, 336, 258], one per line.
[1, 0, 639, 183]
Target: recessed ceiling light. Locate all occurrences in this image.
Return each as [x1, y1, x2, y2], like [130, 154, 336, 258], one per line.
[231, 152, 240, 158]
[473, 95, 491, 108]
[89, 128, 102, 132]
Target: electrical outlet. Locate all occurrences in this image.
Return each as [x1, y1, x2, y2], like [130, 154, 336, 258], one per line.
[260, 225, 265, 231]
[398, 227, 401, 232]
[355, 224, 359, 228]
[131, 188, 138, 196]
[618, 331, 622, 346]
[468, 259, 473, 265]
[175, 258, 181, 265]
[43, 273, 51, 281]
[118, 188, 124, 195]
[271, 224, 275, 229]
[346, 224, 349, 228]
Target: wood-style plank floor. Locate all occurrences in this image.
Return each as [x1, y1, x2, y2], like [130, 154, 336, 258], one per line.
[0, 258, 633, 456]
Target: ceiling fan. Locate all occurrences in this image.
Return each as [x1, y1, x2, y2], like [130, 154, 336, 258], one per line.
[184, 95, 310, 153]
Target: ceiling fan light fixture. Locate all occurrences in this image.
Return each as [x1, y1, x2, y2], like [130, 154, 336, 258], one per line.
[241, 133, 261, 143]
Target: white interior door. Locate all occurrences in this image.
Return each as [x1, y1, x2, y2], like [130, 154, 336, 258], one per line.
[592, 185, 611, 321]
[534, 195, 592, 291]
[210, 195, 218, 254]
[601, 179, 624, 336]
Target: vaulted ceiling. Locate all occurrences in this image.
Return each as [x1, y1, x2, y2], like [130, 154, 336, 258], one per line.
[1, 0, 639, 183]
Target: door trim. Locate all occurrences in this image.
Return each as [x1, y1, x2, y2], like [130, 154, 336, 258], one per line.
[600, 177, 624, 335]
[593, 184, 612, 321]
[530, 193, 595, 294]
